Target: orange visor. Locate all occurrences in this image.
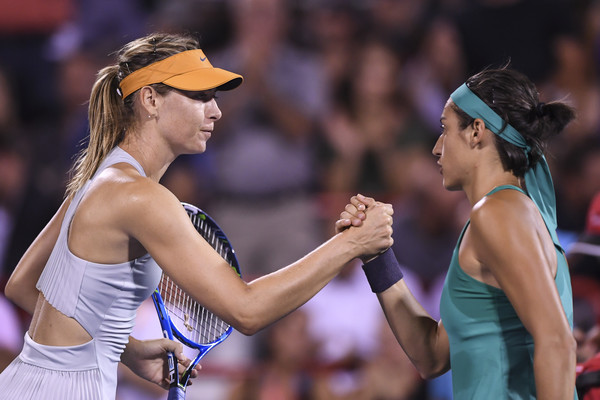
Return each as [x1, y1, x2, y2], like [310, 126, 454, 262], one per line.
[118, 49, 243, 99]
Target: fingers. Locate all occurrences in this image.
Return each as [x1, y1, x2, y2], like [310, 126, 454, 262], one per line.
[162, 339, 194, 369]
[335, 217, 352, 233]
[354, 193, 375, 208]
[336, 194, 388, 234]
[189, 364, 202, 379]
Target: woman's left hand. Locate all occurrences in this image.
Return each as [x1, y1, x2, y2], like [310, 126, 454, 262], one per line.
[121, 336, 201, 389]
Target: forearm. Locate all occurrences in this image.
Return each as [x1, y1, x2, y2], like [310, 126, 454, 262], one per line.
[237, 231, 361, 334]
[6, 232, 54, 314]
[534, 335, 576, 399]
[377, 281, 450, 378]
[120, 336, 140, 368]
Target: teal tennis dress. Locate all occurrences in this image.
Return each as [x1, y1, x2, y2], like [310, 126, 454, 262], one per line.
[439, 185, 577, 399]
[0, 147, 162, 399]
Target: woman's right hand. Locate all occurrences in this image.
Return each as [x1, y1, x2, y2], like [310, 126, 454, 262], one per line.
[337, 194, 394, 260]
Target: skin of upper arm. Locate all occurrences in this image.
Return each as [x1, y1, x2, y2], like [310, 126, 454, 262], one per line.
[468, 198, 571, 342]
[5, 196, 72, 313]
[120, 182, 247, 326]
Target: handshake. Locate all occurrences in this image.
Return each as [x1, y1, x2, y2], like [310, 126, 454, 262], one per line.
[334, 193, 395, 263]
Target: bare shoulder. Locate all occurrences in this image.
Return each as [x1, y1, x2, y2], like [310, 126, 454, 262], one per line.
[469, 188, 543, 252]
[471, 188, 536, 229]
[78, 163, 185, 234]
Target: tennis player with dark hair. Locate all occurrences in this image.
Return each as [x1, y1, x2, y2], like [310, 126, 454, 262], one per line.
[0, 32, 394, 399]
[338, 67, 578, 399]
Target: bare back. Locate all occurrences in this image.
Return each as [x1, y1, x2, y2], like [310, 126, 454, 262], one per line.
[29, 157, 156, 347]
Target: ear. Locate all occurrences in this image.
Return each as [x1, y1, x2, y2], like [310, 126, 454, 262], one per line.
[138, 86, 160, 117]
[470, 118, 486, 148]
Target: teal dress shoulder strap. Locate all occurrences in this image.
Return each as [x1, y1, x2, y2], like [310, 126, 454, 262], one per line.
[485, 184, 525, 196]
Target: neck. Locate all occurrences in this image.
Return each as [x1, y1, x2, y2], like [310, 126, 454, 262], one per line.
[463, 165, 521, 207]
[118, 131, 174, 182]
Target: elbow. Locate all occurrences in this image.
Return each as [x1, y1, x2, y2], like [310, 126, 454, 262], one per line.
[418, 369, 438, 381]
[4, 277, 21, 304]
[4, 281, 16, 303]
[228, 311, 264, 336]
[554, 329, 577, 356]
[417, 363, 449, 380]
[4, 275, 36, 313]
[231, 320, 262, 337]
[536, 328, 577, 362]
[564, 332, 577, 360]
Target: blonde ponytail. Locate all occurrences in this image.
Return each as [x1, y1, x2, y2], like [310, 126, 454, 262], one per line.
[65, 65, 126, 197]
[65, 32, 200, 198]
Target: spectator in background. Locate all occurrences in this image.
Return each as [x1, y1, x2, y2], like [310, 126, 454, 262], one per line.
[554, 142, 600, 235]
[205, 0, 327, 279]
[568, 192, 600, 399]
[301, 260, 385, 398]
[226, 310, 322, 400]
[539, 32, 600, 149]
[569, 192, 600, 321]
[297, 1, 364, 100]
[452, 0, 577, 84]
[365, 0, 433, 58]
[390, 149, 467, 399]
[0, 293, 22, 373]
[402, 16, 466, 134]
[359, 319, 425, 400]
[0, 68, 32, 280]
[0, 132, 29, 280]
[318, 38, 435, 209]
[301, 259, 429, 399]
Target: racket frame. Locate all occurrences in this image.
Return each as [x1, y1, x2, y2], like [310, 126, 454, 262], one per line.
[150, 202, 241, 399]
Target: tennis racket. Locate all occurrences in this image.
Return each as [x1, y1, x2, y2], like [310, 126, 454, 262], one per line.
[151, 202, 241, 400]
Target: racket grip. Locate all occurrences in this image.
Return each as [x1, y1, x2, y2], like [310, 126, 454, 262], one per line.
[362, 248, 403, 293]
[167, 386, 186, 400]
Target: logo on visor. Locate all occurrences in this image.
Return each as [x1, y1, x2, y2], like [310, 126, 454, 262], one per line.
[200, 56, 207, 61]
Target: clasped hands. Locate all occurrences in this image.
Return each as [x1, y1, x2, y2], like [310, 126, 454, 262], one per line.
[335, 193, 395, 262]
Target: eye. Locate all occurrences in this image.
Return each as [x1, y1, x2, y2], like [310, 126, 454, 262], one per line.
[175, 89, 217, 102]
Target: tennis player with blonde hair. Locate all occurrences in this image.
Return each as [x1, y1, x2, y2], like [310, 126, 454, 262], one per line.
[0, 32, 394, 399]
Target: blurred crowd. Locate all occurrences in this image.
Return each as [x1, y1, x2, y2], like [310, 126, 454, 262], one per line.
[1, 0, 600, 399]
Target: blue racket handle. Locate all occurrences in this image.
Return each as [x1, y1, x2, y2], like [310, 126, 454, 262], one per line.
[167, 385, 186, 400]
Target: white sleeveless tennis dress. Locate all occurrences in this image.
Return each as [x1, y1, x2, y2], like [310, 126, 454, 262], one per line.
[0, 147, 162, 399]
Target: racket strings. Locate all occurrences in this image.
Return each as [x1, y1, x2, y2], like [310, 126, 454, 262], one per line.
[191, 213, 229, 261]
[159, 273, 230, 344]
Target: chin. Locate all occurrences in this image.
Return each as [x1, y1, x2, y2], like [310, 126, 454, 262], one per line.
[442, 179, 461, 192]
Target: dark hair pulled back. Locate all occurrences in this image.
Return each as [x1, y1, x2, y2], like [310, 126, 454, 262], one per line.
[452, 66, 575, 177]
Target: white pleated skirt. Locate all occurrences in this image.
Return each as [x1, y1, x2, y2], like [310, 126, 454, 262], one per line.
[0, 333, 103, 399]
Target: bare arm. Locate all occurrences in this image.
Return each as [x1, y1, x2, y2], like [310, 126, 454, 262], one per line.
[125, 185, 394, 336]
[336, 194, 450, 378]
[376, 281, 451, 378]
[469, 195, 576, 399]
[5, 196, 72, 314]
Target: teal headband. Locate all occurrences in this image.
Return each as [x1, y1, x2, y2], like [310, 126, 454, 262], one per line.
[450, 83, 562, 250]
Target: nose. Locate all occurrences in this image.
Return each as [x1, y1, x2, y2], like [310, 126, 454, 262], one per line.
[207, 98, 222, 121]
[432, 135, 443, 157]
